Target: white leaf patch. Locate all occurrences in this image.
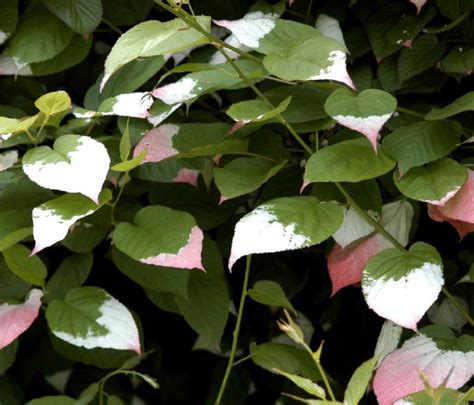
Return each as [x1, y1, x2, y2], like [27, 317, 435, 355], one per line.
[209, 34, 250, 65]
[422, 186, 461, 206]
[332, 114, 392, 152]
[363, 262, 443, 330]
[0, 56, 32, 76]
[332, 207, 378, 248]
[315, 14, 348, 52]
[22, 135, 110, 203]
[52, 291, 141, 354]
[214, 11, 277, 49]
[229, 205, 310, 270]
[152, 77, 198, 105]
[0, 150, 18, 171]
[409, 0, 427, 14]
[108, 92, 154, 118]
[308, 50, 355, 89]
[133, 124, 180, 163]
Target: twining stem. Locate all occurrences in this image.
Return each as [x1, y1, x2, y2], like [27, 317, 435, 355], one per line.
[215, 255, 252, 405]
[442, 287, 474, 327]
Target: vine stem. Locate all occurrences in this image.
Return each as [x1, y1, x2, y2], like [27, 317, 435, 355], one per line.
[215, 255, 252, 405]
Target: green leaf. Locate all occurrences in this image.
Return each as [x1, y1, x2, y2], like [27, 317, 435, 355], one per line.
[425, 92, 474, 120]
[0, 340, 18, 376]
[111, 247, 189, 297]
[0, 257, 31, 302]
[35, 91, 71, 116]
[46, 286, 141, 353]
[273, 368, 326, 399]
[394, 158, 468, 205]
[113, 205, 204, 271]
[119, 119, 131, 162]
[174, 238, 229, 348]
[343, 357, 377, 405]
[362, 242, 444, 330]
[248, 280, 296, 314]
[103, 16, 211, 86]
[304, 139, 395, 183]
[43, 0, 102, 34]
[26, 396, 76, 405]
[229, 197, 343, 269]
[3, 244, 47, 286]
[76, 383, 99, 405]
[0, 0, 19, 45]
[226, 97, 291, 124]
[5, 1, 73, 64]
[382, 120, 461, 174]
[436, 0, 474, 19]
[214, 158, 286, 200]
[102, 0, 153, 27]
[398, 35, 446, 82]
[386, 8, 436, 46]
[251, 342, 321, 381]
[44, 254, 93, 304]
[112, 150, 146, 172]
[263, 37, 353, 88]
[440, 47, 474, 76]
[324, 88, 397, 151]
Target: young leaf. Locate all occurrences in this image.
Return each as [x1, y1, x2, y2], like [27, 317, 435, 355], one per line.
[248, 280, 296, 314]
[226, 96, 291, 124]
[3, 244, 47, 286]
[324, 88, 397, 152]
[46, 286, 141, 354]
[113, 205, 204, 271]
[373, 331, 474, 405]
[214, 158, 286, 201]
[35, 91, 71, 116]
[273, 368, 326, 399]
[43, 0, 103, 34]
[102, 16, 211, 88]
[425, 92, 474, 120]
[362, 242, 444, 330]
[0, 289, 43, 349]
[31, 190, 112, 254]
[394, 158, 467, 205]
[382, 120, 461, 174]
[22, 135, 110, 203]
[229, 197, 343, 269]
[304, 139, 396, 184]
[263, 37, 354, 88]
[343, 357, 377, 405]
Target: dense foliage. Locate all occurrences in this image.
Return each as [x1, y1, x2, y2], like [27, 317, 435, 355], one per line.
[0, 0, 473, 404]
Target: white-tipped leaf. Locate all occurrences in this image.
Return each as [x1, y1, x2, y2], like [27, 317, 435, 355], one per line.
[315, 14, 348, 52]
[229, 196, 343, 270]
[362, 242, 444, 330]
[22, 135, 110, 203]
[98, 92, 154, 118]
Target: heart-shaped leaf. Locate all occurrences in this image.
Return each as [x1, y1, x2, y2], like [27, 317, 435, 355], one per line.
[113, 205, 204, 271]
[229, 196, 343, 270]
[324, 88, 397, 152]
[304, 138, 396, 184]
[374, 329, 474, 405]
[35, 91, 71, 116]
[0, 289, 43, 349]
[43, 0, 102, 34]
[362, 242, 444, 330]
[394, 158, 468, 205]
[22, 135, 110, 202]
[46, 286, 141, 353]
[31, 189, 112, 254]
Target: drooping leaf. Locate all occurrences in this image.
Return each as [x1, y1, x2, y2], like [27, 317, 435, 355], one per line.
[102, 16, 211, 88]
[324, 88, 396, 151]
[46, 287, 141, 354]
[22, 135, 111, 203]
[373, 330, 474, 405]
[382, 120, 461, 174]
[113, 205, 205, 271]
[43, 0, 102, 34]
[214, 158, 286, 201]
[3, 244, 47, 286]
[248, 280, 296, 314]
[4, 1, 73, 64]
[425, 92, 474, 120]
[304, 138, 396, 184]
[229, 197, 343, 269]
[394, 158, 468, 205]
[362, 242, 444, 330]
[0, 289, 43, 349]
[328, 200, 414, 295]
